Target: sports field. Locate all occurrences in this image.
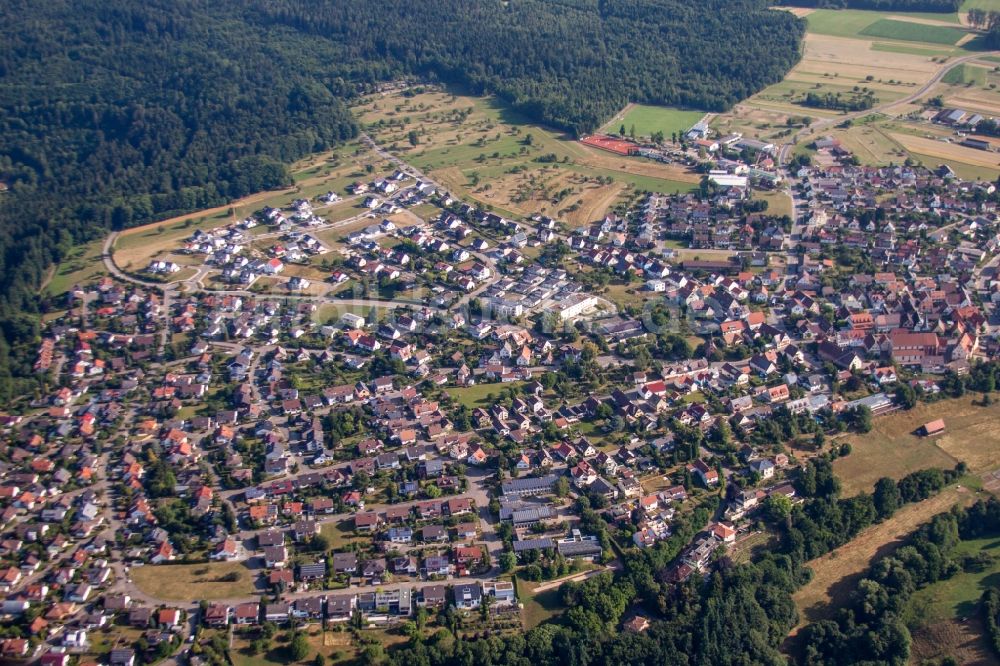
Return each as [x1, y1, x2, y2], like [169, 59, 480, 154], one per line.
[602, 104, 705, 140]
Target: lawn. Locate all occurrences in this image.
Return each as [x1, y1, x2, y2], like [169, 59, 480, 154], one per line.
[605, 104, 705, 140]
[752, 190, 794, 218]
[130, 561, 256, 601]
[859, 18, 967, 45]
[448, 381, 526, 408]
[320, 519, 361, 549]
[832, 397, 1000, 496]
[516, 576, 565, 630]
[45, 238, 106, 295]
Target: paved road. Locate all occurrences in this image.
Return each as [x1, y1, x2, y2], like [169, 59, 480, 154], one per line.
[779, 51, 999, 160]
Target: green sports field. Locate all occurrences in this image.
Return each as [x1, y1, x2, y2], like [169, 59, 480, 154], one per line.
[606, 104, 705, 140]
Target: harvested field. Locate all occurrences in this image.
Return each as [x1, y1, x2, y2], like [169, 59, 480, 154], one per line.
[891, 133, 1000, 173]
[790, 486, 973, 630]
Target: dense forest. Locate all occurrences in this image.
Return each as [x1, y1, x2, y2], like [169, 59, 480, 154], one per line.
[383, 460, 963, 666]
[0, 0, 806, 399]
[780, 0, 960, 11]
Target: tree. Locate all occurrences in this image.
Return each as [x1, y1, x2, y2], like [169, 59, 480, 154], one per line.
[554, 476, 570, 498]
[407, 130, 419, 146]
[763, 494, 793, 523]
[500, 551, 517, 573]
[872, 477, 901, 520]
[290, 633, 310, 661]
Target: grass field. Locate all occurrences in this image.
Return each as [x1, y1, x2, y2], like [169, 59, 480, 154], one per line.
[357, 90, 697, 225]
[516, 576, 565, 629]
[942, 63, 989, 85]
[961, 0, 1000, 11]
[752, 189, 794, 218]
[131, 561, 256, 600]
[320, 519, 361, 549]
[833, 397, 1000, 496]
[603, 104, 705, 140]
[448, 381, 526, 409]
[906, 535, 1000, 664]
[44, 238, 106, 295]
[791, 485, 975, 629]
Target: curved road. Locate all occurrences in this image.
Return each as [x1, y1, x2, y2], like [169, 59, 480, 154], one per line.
[778, 50, 999, 166]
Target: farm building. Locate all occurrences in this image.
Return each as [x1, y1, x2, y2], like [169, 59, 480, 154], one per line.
[922, 419, 946, 436]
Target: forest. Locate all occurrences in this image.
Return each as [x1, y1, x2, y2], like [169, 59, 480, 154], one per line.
[0, 0, 807, 400]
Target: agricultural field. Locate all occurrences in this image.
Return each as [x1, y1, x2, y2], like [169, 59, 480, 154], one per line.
[941, 62, 989, 85]
[601, 104, 705, 140]
[130, 561, 257, 600]
[790, 485, 975, 629]
[832, 397, 1000, 497]
[355, 89, 697, 227]
[805, 9, 971, 43]
[859, 19, 967, 46]
[891, 132, 1000, 172]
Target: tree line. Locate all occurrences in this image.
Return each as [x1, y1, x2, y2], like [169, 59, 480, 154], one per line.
[802, 497, 1000, 665]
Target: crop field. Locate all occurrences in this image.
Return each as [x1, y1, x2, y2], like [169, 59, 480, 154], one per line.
[941, 62, 989, 85]
[833, 398, 1000, 496]
[790, 486, 974, 629]
[601, 104, 705, 140]
[859, 18, 966, 45]
[356, 89, 697, 226]
[891, 133, 1000, 174]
